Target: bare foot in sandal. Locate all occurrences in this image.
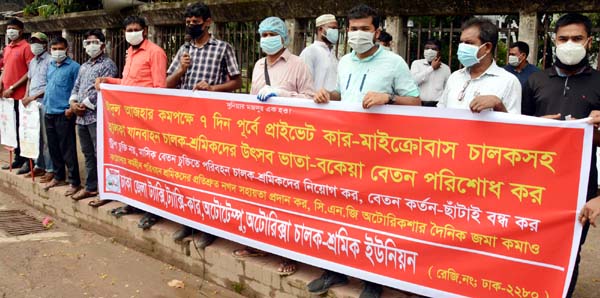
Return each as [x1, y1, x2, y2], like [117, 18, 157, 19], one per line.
[232, 247, 268, 258]
[278, 259, 297, 276]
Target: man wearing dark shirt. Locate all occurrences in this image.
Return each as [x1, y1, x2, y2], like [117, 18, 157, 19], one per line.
[522, 13, 600, 298]
[505, 41, 539, 87]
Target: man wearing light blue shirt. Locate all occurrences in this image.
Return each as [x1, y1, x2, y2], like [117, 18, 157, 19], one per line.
[314, 5, 420, 108]
[42, 37, 81, 197]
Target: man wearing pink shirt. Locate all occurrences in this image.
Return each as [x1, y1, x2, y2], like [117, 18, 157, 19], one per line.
[250, 17, 314, 101]
[95, 16, 167, 231]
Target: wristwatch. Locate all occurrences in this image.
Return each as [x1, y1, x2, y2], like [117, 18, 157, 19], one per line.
[387, 93, 396, 104]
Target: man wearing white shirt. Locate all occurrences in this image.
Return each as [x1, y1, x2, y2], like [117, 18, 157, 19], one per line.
[300, 14, 338, 91]
[411, 39, 451, 106]
[437, 18, 521, 114]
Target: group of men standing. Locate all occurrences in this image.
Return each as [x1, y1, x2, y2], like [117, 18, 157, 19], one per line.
[1, 2, 600, 298]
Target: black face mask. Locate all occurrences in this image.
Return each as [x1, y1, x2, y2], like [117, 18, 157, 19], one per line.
[186, 24, 205, 40]
[555, 56, 590, 71]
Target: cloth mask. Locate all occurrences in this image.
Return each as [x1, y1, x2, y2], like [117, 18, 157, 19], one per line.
[125, 30, 144, 46]
[6, 29, 19, 41]
[30, 43, 45, 56]
[423, 49, 438, 62]
[186, 24, 205, 40]
[348, 30, 375, 54]
[260, 35, 283, 55]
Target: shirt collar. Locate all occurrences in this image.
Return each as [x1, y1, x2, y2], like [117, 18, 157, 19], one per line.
[9, 38, 26, 47]
[275, 48, 291, 63]
[53, 57, 72, 67]
[350, 45, 383, 62]
[87, 53, 107, 65]
[129, 39, 149, 53]
[461, 60, 503, 79]
[191, 36, 218, 48]
[36, 51, 50, 61]
[551, 65, 592, 77]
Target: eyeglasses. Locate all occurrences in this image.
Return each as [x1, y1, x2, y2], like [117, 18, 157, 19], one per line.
[83, 39, 103, 46]
[457, 80, 471, 101]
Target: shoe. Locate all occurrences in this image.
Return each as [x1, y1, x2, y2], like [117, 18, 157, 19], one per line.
[360, 281, 383, 298]
[64, 185, 82, 197]
[172, 226, 192, 241]
[39, 172, 55, 183]
[138, 213, 159, 230]
[24, 168, 45, 178]
[16, 164, 31, 175]
[2, 161, 25, 170]
[307, 271, 349, 295]
[194, 233, 216, 249]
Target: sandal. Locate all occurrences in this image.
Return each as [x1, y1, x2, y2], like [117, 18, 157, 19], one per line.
[88, 198, 110, 208]
[277, 259, 297, 276]
[111, 205, 136, 218]
[72, 190, 99, 201]
[232, 247, 268, 258]
[43, 179, 67, 191]
[138, 213, 159, 230]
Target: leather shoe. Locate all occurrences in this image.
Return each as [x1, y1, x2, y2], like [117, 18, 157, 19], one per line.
[16, 165, 31, 175]
[172, 226, 193, 241]
[360, 281, 382, 298]
[307, 270, 348, 295]
[194, 233, 216, 249]
[2, 161, 25, 170]
[25, 168, 46, 178]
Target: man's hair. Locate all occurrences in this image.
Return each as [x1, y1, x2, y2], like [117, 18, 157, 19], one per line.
[50, 37, 69, 48]
[378, 31, 392, 43]
[461, 17, 498, 52]
[555, 13, 592, 36]
[425, 38, 442, 50]
[510, 41, 530, 57]
[123, 15, 147, 28]
[347, 4, 380, 29]
[85, 29, 106, 43]
[184, 2, 211, 20]
[7, 18, 24, 29]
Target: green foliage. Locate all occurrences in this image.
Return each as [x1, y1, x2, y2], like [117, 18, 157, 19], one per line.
[23, 0, 102, 17]
[231, 282, 244, 294]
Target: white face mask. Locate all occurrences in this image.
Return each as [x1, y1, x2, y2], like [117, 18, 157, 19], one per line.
[30, 43, 45, 56]
[555, 41, 587, 65]
[125, 30, 144, 46]
[6, 29, 19, 41]
[51, 50, 67, 63]
[348, 30, 375, 54]
[423, 49, 438, 62]
[85, 43, 103, 58]
[508, 55, 521, 67]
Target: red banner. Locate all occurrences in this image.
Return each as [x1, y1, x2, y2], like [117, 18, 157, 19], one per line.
[99, 85, 592, 298]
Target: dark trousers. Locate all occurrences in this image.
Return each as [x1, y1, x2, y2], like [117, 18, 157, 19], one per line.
[13, 100, 26, 164]
[77, 123, 97, 192]
[45, 113, 80, 186]
[566, 221, 590, 297]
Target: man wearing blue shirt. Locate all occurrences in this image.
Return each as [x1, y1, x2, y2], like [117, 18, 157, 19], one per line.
[42, 37, 81, 197]
[504, 41, 539, 88]
[314, 5, 420, 107]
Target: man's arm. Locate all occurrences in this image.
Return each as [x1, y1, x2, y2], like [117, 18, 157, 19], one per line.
[166, 48, 187, 88]
[410, 60, 433, 85]
[209, 75, 242, 92]
[151, 48, 168, 88]
[2, 73, 28, 98]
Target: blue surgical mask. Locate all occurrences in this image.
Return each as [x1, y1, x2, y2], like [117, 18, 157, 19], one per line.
[260, 35, 283, 55]
[457, 43, 488, 67]
[325, 28, 339, 44]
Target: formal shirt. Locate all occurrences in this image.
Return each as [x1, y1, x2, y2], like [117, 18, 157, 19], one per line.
[106, 39, 167, 88]
[250, 49, 314, 98]
[71, 54, 118, 125]
[410, 58, 451, 102]
[43, 57, 80, 114]
[522, 65, 600, 199]
[2, 38, 34, 100]
[27, 51, 52, 99]
[336, 46, 419, 104]
[504, 63, 540, 88]
[167, 37, 240, 90]
[437, 61, 521, 114]
[300, 40, 338, 91]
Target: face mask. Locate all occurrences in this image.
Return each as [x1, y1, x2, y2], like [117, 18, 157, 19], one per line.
[555, 41, 587, 65]
[423, 49, 438, 62]
[260, 35, 283, 55]
[6, 29, 19, 41]
[186, 24, 205, 40]
[30, 43, 45, 56]
[457, 43, 488, 67]
[125, 30, 144, 46]
[348, 30, 375, 54]
[324, 28, 339, 44]
[508, 55, 521, 67]
[51, 50, 67, 63]
[85, 43, 103, 58]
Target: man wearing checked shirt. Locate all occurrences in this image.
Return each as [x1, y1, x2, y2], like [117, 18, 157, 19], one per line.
[166, 2, 242, 249]
[314, 5, 420, 108]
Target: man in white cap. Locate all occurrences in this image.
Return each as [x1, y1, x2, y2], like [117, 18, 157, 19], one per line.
[300, 14, 339, 91]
